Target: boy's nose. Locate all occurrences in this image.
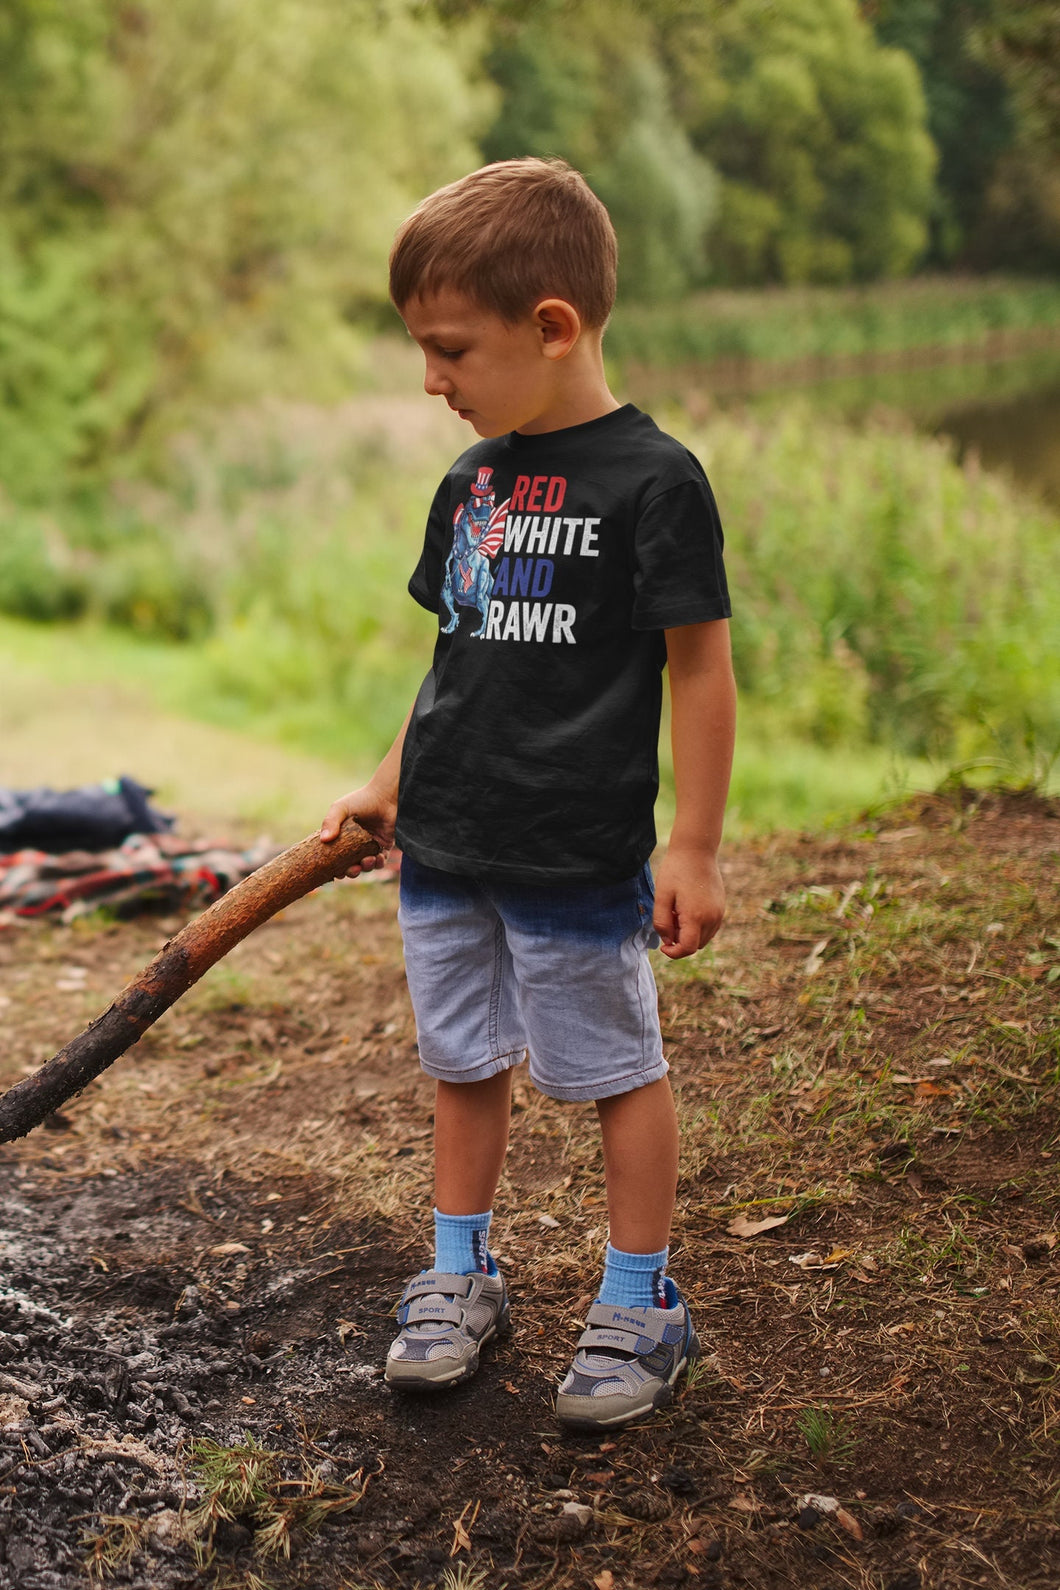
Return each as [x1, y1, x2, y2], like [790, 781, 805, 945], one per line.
[423, 360, 454, 397]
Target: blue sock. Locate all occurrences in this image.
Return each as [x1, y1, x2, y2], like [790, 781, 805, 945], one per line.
[597, 1242, 669, 1309]
[432, 1208, 495, 1276]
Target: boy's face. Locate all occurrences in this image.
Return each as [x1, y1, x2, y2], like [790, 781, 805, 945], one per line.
[402, 289, 560, 438]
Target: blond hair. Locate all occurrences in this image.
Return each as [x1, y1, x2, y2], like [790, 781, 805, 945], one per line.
[389, 158, 617, 328]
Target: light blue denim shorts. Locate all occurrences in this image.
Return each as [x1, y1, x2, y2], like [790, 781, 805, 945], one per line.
[398, 855, 667, 1103]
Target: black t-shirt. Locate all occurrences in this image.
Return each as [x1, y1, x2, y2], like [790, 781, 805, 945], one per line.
[395, 404, 731, 884]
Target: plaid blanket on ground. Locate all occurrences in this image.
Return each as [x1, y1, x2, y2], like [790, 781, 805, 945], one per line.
[0, 833, 279, 924]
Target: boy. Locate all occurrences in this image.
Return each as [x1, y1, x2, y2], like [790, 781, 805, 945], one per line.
[321, 158, 735, 1431]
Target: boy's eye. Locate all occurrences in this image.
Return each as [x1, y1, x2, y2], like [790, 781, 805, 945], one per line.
[438, 348, 463, 361]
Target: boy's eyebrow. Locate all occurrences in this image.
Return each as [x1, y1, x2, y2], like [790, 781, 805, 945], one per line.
[409, 326, 472, 349]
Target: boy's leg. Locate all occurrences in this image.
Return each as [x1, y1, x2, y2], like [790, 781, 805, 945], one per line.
[386, 1069, 514, 1392]
[434, 1072, 512, 1216]
[555, 1075, 698, 1430]
[388, 860, 523, 1391]
[431, 1072, 512, 1274]
[596, 1076, 678, 1255]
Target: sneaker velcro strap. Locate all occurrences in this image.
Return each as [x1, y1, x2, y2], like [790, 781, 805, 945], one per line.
[577, 1325, 658, 1355]
[401, 1295, 464, 1328]
[401, 1272, 475, 1303]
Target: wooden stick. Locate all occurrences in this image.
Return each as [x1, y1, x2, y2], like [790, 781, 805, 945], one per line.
[0, 817, 381, 1145]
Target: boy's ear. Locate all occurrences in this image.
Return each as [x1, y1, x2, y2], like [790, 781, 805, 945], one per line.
[533, 298, 581, 360]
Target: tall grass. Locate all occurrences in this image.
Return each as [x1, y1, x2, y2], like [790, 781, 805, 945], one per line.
[1, 390, 1057, 828]
[606, 276, 1060, 369]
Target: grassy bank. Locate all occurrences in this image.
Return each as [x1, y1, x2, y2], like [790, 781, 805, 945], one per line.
[1, 390, 1057, 835]
[607, 275, 1060, 371]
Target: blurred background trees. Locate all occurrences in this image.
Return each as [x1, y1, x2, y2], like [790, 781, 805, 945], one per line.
[0, 0, 490, 495]
[1, 0, 1056, 495]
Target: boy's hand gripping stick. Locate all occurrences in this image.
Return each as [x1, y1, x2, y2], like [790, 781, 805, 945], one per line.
[0, 817, 381, 1145]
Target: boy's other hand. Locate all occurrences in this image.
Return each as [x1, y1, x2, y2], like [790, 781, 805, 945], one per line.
[320, 787, 397, 878]
[652, 846, 725, 959]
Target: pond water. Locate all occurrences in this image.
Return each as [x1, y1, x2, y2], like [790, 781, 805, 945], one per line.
[634, 346, 1060, 508]
[936, 376, 1060, 508]
[737, 349, 1060, 508]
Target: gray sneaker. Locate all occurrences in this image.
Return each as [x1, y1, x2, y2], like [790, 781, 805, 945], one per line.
[385, 1269, 511, 1391]
[555, 1280, 700, 1430]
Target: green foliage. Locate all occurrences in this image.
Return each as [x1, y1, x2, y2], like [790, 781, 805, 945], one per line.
[482, 3, 716, 300]
[187, 1433, 366, 1565]
[658, 0, 937, 283]
[606, 275, 1060, 366]
[871, 1, 1014, 262]
[0, 0, 492, 498]
[796, 1406, 858, 1465]
[871, 2, 1060, 271]
[2, 388, 1056, 797]
[967, 4, 1060, 270]
[696, 403, 1060, 765]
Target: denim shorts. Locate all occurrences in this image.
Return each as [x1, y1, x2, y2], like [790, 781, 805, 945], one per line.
[398, 855, 667, 1103]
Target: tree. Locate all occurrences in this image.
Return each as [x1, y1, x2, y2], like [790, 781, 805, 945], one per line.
[658, 0, 937, 283]
[0, 0, 492, 497]
[969, 3, 1060, 269]
[481, 2, 717, 300]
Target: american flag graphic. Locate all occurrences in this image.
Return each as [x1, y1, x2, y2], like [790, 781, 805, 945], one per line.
[476, 497, 510, 560]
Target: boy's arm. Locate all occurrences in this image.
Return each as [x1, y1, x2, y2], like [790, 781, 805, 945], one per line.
[654, 620, 736, 959]
[319, 699, 416, 876]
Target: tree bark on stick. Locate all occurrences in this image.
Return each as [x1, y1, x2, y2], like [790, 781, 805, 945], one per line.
[0, 817, 380, 1145]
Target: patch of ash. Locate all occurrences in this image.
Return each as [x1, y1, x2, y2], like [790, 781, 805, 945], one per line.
[0, 1178, 387, 1587]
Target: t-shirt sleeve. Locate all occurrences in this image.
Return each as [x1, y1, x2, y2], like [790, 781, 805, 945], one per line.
[408, 478, 453, 612]
[630, 474, 732, 630]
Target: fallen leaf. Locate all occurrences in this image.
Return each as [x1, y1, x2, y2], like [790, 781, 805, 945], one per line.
[209, 1241, 251, 1256]
[449, 1499, 479, 1556]
[537, 1213, 560, 1229]
[729, 1494, 756, 1512]
[594, 1573, 615, 1590]
[502, 1380, 521, 1394]
[835, 1506, 864, 1540]
[915, 1080, 951, 1098]
[727, 1212, 791, 1238]
[803, 937, 831, 976]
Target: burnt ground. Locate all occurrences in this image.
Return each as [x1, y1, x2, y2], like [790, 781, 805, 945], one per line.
[0, 787, 1058, 1590]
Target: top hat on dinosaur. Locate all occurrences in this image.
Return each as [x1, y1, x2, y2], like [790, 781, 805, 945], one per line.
[469, 466, 495, 498]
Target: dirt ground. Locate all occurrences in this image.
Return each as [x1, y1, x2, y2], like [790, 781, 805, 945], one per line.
[1, 789, 1058, 1590]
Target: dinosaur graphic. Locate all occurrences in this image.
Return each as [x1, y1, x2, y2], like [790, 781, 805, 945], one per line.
[441, 466, 510, 638]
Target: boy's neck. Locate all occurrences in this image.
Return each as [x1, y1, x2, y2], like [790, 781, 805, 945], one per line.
[517, 338, 621, 436]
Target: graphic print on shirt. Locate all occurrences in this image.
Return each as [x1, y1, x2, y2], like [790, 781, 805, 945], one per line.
[445, 469, 599, 645]
[441, 466, 511, 638]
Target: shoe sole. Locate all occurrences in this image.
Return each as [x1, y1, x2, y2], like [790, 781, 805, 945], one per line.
[385, 1303, 511, 1393]
[555, 1330, 701, 1432]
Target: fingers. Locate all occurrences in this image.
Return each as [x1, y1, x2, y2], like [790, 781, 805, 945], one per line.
[654, 901, 724, 960]
[344, 849, 392, 878]
[319, 799, 353, 842]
